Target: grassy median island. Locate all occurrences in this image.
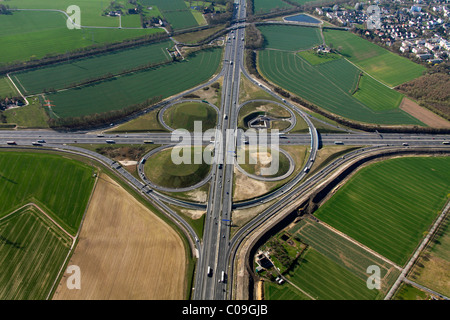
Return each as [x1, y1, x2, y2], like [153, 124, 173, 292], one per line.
[163, 101, 217, 131]
[144, 146, 211, 189]
[238, 146, 291, 179]
[238, 101, 292, 132]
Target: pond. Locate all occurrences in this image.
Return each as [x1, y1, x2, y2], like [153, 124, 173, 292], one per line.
[284, 14, 321, 24]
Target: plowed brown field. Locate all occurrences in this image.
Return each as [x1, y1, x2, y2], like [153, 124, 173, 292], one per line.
[52, 174, 187, 300]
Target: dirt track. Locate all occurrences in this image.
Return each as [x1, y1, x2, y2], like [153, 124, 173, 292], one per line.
[400, 97, 450, 128]
[52, 174, 186, 300]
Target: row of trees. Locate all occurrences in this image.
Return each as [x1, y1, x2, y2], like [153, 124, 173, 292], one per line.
[397, 72, 450, 121]
[47, 95, 162, 130]
[0, 4, 11, 15]
[245, 23, 264, 50]
[204, 0, 234, 25]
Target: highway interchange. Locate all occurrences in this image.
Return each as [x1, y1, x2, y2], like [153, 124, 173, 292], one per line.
[1, 0, 450, 301]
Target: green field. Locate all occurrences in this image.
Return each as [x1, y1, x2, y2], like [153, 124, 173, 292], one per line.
[353, 74, 404, 111]
[258, 25, 322, 52]
[288, 218, 400, 299]
[315, 156, 450, 266]
[393, 283, 432, 300]
[144, 147, 211, 189]
[163, 10, 199, 30]
[163, 101, 217, 131]
[288, 248, 381, 300]
[12, 40, 174, 95]
[0, 205, 73, 300]
[0, 76, 19, 98]
[264, 281, 310, 300]
[297, 50, 342, 65]
[0, 10, 164, 66]
[258, 49, 421, 125]
[253, 0, 294, 14]
[323, 29, 426, 87]
[0, 151, 96, 235]
[5, 0, 131, 27]
[44, 48, 222, 118]
[257, 26, 426, 125]
[3, 97, 50, 128]
[141, 0, 199, 30]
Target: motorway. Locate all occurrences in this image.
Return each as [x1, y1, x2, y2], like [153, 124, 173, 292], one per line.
[1, 131, 449, 146]
[1, 0, 450, 301]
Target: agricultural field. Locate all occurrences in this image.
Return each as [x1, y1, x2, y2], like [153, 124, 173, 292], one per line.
[0, 10, 163, 66]
[0, 150, 96, 299]
[253, 0, 294, 14]
[0, 205, 73, 300]
[287, 248, 383, 300]
[141, 0, 200, 30]
[288, 218, 400, 299]
[0, 76, 19, 98]
[53, 174, 188, 299]
[314, 156, 450, 266]
[323, 29, 426, 87]
[0, 151, 96, 235]
[4, 0, 134, 27]
[163, 10, 199, 30]
[258, 25, 322, 52]
[353, 74, 404, 111]
[263, 281, 310, 300]
[163, 101, 217, 131]
[11, 39, 174, 95]
[43, 47, 222, 118]
[144, 147, 211, 189]
[297, 50, 342, 65]
[258, 49, 422, 125]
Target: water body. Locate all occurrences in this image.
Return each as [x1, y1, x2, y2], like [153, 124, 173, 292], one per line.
[284, 14, 321, 24]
